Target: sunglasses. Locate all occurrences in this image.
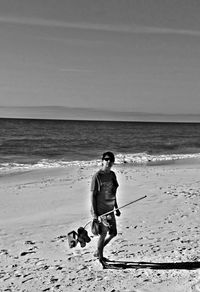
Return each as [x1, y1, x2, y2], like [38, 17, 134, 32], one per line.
[104, 157, 113, 162]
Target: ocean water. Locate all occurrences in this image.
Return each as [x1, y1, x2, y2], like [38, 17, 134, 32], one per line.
[0, 118, 200, 174]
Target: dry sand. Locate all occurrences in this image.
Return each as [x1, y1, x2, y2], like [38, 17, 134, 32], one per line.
[0, 162, 200, 292]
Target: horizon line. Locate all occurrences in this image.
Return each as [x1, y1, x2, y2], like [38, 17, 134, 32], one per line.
[0, 117, 200, 125]
[0, 105, 200, 117]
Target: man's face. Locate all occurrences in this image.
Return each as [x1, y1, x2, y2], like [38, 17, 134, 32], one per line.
[102, 156, 114, 168]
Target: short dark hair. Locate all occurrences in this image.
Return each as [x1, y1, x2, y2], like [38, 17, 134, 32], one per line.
[102, 151, 115, 162]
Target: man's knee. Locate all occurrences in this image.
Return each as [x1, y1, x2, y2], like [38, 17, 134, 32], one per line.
[99, 223, 108, 237]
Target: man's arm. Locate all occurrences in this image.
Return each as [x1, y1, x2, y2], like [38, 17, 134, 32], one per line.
[113, 172, 120, 216]
[90, 173, 99, 219]
[91, 190, 98, 219]
[114, 199, 118, 209]
[114, 197, 121, 217]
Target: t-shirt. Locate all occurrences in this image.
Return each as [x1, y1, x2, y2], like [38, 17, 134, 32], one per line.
[91, 170, 119, 215]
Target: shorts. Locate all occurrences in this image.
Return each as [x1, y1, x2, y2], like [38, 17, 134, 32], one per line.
[100, 212, 117, 236]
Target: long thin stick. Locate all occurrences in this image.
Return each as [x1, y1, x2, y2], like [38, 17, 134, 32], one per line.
[84, 195, 147, 229]
[100, 195, 147, 217]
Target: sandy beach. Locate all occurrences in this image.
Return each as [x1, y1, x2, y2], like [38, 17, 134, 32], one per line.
[0, 161, 200, 292]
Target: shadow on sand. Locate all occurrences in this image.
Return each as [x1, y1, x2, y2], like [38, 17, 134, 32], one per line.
[101, 259, 200, 270]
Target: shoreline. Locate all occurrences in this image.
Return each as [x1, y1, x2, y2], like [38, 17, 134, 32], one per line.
[0, 162, 200, 291]
[1, 153, 200, 176]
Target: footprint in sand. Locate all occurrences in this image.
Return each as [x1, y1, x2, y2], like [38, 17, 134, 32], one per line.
[192, 281, 200, 292]
[20, 250, 36, 256]
[51, 235, 67, 242]
[0, 249, 9, 255]
[24, 240, 36, 245]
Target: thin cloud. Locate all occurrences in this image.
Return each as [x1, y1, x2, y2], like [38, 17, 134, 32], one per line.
[143, 26, 200, 37]
[59, 68, 95, 73]
[1, 15, 200, 37]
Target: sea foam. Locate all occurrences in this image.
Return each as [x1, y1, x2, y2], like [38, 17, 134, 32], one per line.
[1, 152, 200, 175]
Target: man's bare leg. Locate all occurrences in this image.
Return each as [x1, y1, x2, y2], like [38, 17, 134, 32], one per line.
[103, 233, 116, 247]
[97, 232, 107, 260]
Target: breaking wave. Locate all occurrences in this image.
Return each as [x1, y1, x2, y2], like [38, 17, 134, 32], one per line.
[1, 152, 200, 175]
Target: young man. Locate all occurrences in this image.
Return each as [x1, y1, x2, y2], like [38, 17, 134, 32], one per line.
[91, 151, 121, 263]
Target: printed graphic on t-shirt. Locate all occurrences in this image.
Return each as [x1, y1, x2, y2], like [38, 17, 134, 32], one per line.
[101, 181, 116, 201]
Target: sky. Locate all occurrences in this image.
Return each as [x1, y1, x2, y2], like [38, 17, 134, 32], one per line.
[0, 0, 200, 121]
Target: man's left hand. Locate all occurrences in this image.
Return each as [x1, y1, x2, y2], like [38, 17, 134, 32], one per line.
[115, 209, 121, 217]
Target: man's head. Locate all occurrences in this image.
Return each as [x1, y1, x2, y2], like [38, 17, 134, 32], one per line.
[102, 151, 115, 162]
[102, 151, 115, 169]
